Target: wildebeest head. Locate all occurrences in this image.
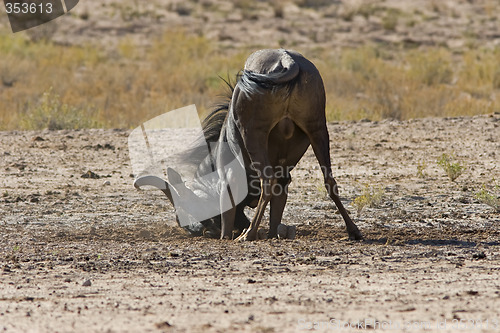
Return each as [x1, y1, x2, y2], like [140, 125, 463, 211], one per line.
[132, 94, 252, 238]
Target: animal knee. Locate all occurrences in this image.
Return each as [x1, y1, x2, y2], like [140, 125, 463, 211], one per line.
[261, 178, 277, 201]
[277, 174, 291, 186]
[272, 176, 290, 197]
[325, 178, 339, 197]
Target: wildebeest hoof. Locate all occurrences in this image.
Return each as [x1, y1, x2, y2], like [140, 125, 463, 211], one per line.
[287, 225, 296, 240]
[257, 229, 268, 240]
[235, 228, 257, 241]
[348, 229, 363, 240]
[277, 224, 296, 240]
[203, 229, 220, 239]
[277, 224, 288, 239]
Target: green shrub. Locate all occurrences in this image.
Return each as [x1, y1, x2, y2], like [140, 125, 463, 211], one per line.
[382, 8, 401, 31]
[476, 185, 500, 212]
[352, 185, 385, 215]
[437, 153, 466, 182]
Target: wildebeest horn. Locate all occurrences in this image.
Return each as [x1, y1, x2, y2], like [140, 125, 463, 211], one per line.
[166, 168, 191, 197]
[165, 168, 209, 209]
[133, 175, 175, 205]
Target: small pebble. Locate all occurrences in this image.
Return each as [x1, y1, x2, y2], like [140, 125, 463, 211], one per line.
[155, 322, 171, 329]
[81, 170, 100, 179]
[82, 279, 92, 287]
[102, 180, 111, 186]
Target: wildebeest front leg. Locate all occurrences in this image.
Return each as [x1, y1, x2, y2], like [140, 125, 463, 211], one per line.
[268, 176, 290, 238]
[236, 178, 275, 241]
[218, 155, 239, 239]
[220, 183, 236, 240]
[308, 126, 363, 240]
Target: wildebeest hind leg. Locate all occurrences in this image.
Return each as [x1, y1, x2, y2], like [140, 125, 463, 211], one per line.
[307, 126, 363, 240]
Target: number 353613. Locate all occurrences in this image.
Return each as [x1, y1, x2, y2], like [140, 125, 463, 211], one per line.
[5, 2, 53, 14]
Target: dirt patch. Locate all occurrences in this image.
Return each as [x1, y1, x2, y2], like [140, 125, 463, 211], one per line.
[1, 115, 499, 332]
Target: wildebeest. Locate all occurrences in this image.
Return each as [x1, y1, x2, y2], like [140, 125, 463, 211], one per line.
[134, 49, 362, 241]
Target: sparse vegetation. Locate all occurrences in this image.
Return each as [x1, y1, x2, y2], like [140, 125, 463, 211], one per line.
[382, 8, 402, 31]
[317, 45, 498, 121]
[352, 185, 385, 215]
[339, 3, 382, 21]
[476, 185, 500, 212]
[0, 1, 499, 130]
[437, 153, 466, 181]
[272, 2, 285, 18]
[295, 0, 332, 9]
[0, 30, 247, 130]
[20, 88, 101, 130]
[417, 160, 427, 178]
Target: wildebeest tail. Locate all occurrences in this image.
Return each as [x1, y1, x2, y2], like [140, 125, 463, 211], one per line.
[237, 50, 300, 97]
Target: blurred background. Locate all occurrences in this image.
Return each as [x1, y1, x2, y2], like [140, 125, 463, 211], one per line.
[0, 0, 499, 130]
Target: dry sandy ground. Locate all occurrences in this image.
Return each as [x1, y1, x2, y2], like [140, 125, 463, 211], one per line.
[0, 114, 499, 332]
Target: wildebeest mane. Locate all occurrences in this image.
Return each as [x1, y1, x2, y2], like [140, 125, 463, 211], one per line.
[180, 77, 234, 168]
